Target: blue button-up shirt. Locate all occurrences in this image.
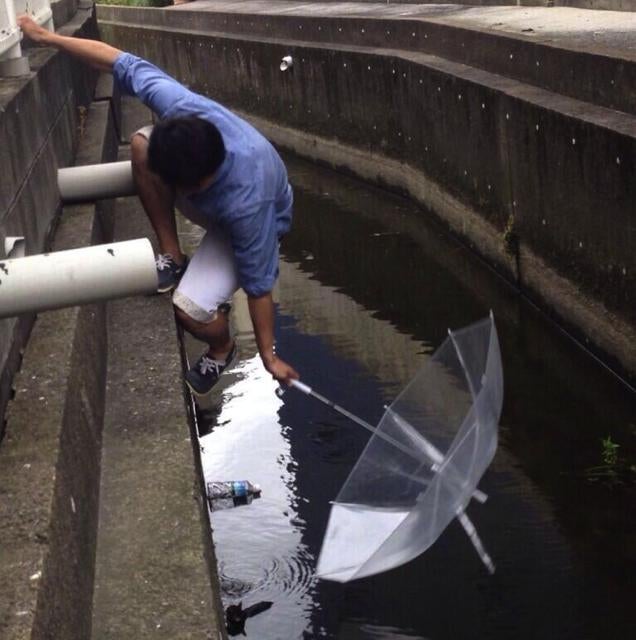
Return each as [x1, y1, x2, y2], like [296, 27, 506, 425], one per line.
[113, 53, 293, 297]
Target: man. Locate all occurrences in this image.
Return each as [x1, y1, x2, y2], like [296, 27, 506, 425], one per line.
[18, 16, 299, 393]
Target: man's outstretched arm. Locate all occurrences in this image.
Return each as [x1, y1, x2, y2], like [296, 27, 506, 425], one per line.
[248, 292, 299, 385]
[18, 16, 121, 73]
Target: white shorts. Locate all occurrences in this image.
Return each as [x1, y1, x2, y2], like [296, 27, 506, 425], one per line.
[134, 126, 239, 323]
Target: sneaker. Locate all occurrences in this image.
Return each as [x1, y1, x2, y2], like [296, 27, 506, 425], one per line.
[156, 254, 188, 293]
[185, 343, 238, 396]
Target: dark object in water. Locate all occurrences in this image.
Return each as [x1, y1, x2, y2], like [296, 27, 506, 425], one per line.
[225, 600, 273, 636]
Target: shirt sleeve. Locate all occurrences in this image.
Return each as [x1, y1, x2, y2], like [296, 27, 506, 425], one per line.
[226, 200, 280, 298]
[112, 53, 194, 119]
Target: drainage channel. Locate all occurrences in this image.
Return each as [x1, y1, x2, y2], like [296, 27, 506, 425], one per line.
[179, 151, 635, 640]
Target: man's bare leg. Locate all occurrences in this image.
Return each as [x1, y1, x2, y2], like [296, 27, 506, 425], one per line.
[130, 133, 186, 264]
[175, 307, 234, 360]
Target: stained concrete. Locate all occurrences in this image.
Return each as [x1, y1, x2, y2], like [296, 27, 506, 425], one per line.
[0, 6, 100, 442]
[92, 209, 225, 639]
[161, 1, 636, 115]
[0, 99, 115, 640]
[97, 2, 635, 383]
[91, 109, 225, 637]
[240, 0, 636, 11]
[0, 59, 224, 640]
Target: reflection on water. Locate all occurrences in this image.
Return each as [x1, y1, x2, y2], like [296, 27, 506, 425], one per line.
[177, 153, 635, 639]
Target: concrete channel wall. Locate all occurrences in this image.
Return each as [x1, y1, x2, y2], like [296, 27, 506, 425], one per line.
[0, 102, 116, 638]
[317, 0, 636, 11]
[0, 7, 112, 636]
[0, 7, 225, 638]
[97, 3, 635, 383]
[0, 3, 98, 442]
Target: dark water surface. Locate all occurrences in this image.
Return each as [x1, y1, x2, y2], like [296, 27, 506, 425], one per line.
[181, 153, 635, 640]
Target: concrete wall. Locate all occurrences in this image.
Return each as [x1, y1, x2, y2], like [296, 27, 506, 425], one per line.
[0, 6, 99, 441]
[280, 0, 636, 12]
[0, 93, 118, 640]
[97, 5, 634, 383]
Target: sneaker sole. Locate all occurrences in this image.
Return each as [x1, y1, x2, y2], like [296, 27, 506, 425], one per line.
[185, 378, 213, 397]
[156, 283, 177, 294]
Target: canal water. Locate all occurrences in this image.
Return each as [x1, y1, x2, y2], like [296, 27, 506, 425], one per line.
[180, 153, 635, 640]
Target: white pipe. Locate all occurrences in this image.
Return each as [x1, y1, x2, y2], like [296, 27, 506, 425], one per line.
[4, 236, 25, 259]
[280, 55, 293, 71]
[0, 41, 29, 76]
[58, 161, 136, 203]
[0, 239, 157, 319]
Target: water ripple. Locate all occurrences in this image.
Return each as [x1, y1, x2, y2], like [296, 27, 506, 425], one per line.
[219, 546, 317, 603]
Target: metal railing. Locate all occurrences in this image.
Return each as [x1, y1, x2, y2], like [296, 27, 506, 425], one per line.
[0, 0, 53, 75]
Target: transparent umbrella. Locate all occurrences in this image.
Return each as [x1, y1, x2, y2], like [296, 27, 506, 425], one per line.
[287, 313, 503, 582]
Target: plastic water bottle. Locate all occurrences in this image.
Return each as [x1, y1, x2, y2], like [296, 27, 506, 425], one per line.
[207, 480, 262, 511]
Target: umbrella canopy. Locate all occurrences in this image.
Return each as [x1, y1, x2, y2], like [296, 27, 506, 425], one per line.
[314, 314, 503, 582]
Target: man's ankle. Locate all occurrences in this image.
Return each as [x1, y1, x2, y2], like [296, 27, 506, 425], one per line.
[160, 250, 185, 265]
[206, 341, 234, 362]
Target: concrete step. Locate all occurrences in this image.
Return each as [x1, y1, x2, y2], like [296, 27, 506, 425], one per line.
[0, 94, 117, 640]
[91, 133, 224, 638]
[98, 2, 636, 116]
[0, 81, 225, 639]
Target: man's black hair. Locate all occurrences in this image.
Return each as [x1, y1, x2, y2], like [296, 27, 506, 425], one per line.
[147, 117, 226, 189]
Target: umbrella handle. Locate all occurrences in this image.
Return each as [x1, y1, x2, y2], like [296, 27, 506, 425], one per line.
[290, 379, 312, 395]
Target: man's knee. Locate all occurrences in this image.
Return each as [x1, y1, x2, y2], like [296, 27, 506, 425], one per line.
[174, 303, 228, 342]
[130, 133, 149, 169]
[174, 305, 192, 325]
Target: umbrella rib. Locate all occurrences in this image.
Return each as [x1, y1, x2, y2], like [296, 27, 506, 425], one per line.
[456, 509, 496, 574]
[290, 381, 487, 503]
[385, 407, 487, 504]
[447, 327, 483, 502]
[291, 381, 421, 460]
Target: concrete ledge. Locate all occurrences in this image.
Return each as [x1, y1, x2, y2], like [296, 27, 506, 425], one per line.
[92, 196, 225, 640]
[224, 0, 636, 11]
[88, 96, 225, 640]
[99, 3, 636, 116]
[0, 86, 225, 640]
[51, 0, 82, 29]
[0, 96, 117, 640]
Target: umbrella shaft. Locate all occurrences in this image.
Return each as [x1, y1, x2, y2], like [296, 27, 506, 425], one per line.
[290, 381, 487, 504]
[302, 388, 417, 458]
